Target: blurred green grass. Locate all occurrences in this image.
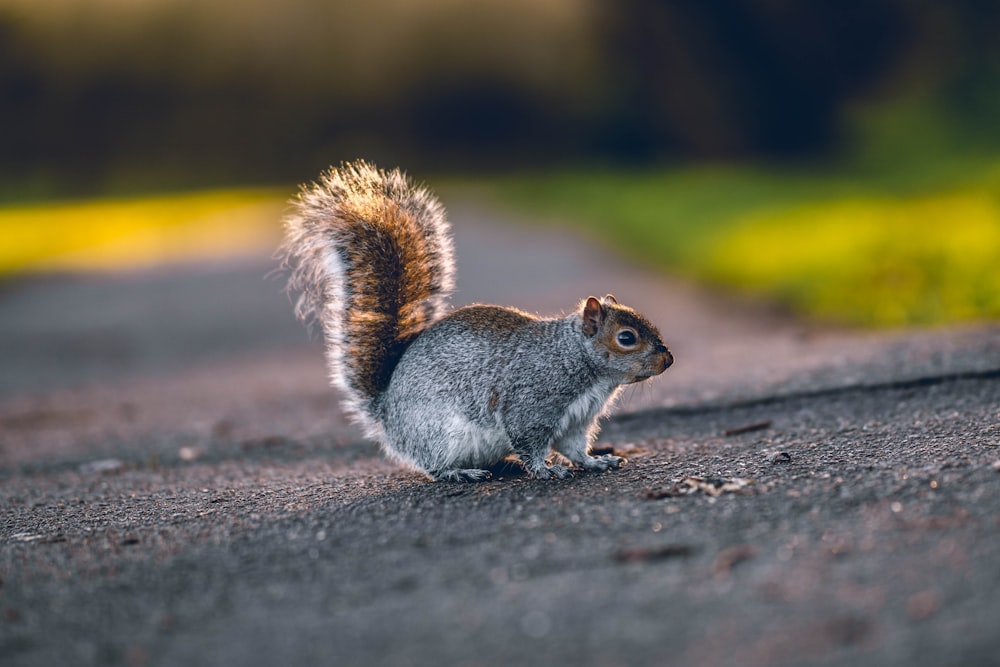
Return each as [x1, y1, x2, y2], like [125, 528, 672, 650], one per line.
[489, 157, 1000, 327]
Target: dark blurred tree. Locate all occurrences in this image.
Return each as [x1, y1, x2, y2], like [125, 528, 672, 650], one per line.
[890, 0, 1000, 152]
[597, 0, 907, 158]
[0, 0, 998, 197]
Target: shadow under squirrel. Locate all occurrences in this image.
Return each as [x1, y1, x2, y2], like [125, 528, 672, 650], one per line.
[279, 161, 673, 482]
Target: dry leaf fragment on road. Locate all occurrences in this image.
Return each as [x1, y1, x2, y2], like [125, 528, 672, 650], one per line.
[614, 544, 696, 563]
[712, 544, 759, 577]
[723, 420, 772, 436]
[906, 590, 940, 622]
[643, 476, 755, 499]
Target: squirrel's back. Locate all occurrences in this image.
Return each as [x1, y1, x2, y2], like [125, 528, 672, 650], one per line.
[279, 161, 455, 435]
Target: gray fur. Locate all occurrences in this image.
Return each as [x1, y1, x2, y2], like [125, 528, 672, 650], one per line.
[375, 306, 652, 481]
[280, 162, 671, 482]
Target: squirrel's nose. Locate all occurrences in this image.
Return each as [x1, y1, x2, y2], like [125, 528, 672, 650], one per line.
[656, 344, 673, 368]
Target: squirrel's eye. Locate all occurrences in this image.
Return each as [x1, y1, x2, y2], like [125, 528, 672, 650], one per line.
[616, 329, 638, 348]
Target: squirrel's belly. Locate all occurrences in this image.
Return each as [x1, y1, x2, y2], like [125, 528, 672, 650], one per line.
[441, 413, 512, 468]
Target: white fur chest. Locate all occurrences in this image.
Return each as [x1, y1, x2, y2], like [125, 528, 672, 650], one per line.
[554, 380, 618, 440]
[441, 413, 513, 469]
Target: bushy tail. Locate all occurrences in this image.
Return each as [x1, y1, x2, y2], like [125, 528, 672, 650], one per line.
[279, 160, 455, 435]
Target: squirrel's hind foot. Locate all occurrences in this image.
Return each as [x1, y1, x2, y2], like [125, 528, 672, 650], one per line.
[580, 454, 625, 472]
[431, 468, 493, 483]
[527, 463, 574, 480]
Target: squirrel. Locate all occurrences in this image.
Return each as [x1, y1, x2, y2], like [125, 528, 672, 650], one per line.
[279, 160, 673, 482]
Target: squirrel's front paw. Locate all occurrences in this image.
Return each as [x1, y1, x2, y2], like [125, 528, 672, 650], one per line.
[581, 454, 625, 472]
[432, 468, 493, 483]
[529, 463, 573, 480]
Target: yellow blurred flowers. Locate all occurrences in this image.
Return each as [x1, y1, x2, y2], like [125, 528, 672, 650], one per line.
[706, 189, 1000, 326]
[0, 189, 286, 274]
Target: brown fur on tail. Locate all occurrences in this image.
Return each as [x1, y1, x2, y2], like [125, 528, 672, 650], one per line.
[279, 161, 455, 430]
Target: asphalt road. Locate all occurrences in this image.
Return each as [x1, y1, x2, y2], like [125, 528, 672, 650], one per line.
[2, 203, 1000, 666]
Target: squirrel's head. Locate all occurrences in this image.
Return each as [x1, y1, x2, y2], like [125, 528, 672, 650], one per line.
[580, 295, 673, 384]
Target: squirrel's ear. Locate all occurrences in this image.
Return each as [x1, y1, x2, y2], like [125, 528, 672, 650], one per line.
[582, 296, 603, 336]
[603, 294, 618, 305]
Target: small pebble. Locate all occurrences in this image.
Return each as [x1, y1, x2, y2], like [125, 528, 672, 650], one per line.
[520, 610, 552, 639]
[178, 446, 202, 462]
[992, 460, 1000, 473]
[78, 459, 124, 475]
[906, 590, 940, 621]
[768, 451, 792, 464]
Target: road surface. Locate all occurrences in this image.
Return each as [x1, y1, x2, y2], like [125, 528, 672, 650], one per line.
[2, 200, 1000, 666]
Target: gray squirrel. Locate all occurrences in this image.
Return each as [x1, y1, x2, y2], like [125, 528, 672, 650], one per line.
[279, 160, 673, 482]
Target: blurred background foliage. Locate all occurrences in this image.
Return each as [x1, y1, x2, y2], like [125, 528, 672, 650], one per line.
[1, 0, 999, 326]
